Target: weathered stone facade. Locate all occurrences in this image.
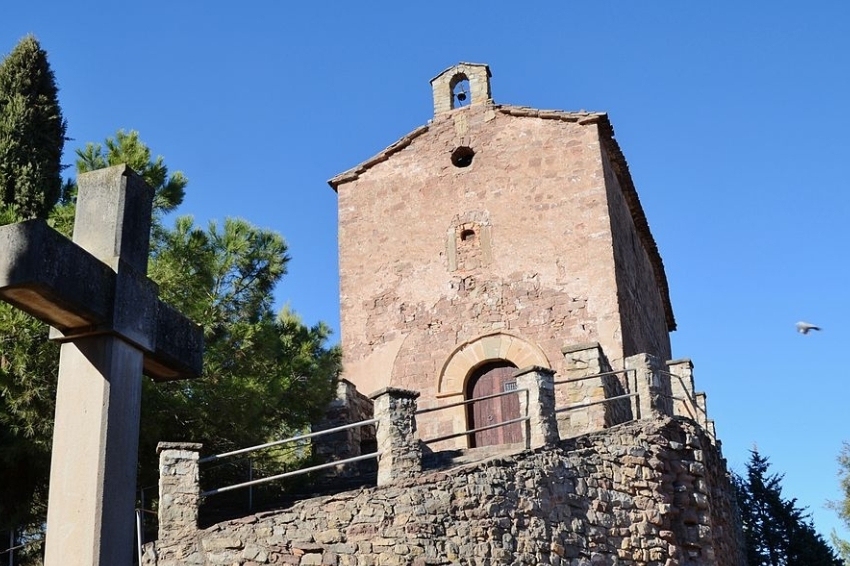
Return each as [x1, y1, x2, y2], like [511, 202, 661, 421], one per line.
[329, 63, 675, 446]
[143, 63, 743, 565]
[144, 418, 743, 566]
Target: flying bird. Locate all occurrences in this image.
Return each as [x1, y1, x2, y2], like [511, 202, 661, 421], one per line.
[796, 321, 821, 334]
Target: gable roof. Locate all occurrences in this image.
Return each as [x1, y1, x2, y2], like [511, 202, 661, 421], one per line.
[328, 104, 676, 332]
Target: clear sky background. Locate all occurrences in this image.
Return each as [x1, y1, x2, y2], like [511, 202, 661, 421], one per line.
[4, 0, 849, 543]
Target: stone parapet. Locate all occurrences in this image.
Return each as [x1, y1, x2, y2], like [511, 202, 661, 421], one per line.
[513, 365, 559, 448]
[666, 358, 698, 420]
[143, 418, 745, 565]
[558, 342, 631, 437]
[312, 379, 375, 476]
[626, 352, 673, 419]
[370, 387, 422, 485]
[155, 442, 203, 565]
[157, 442, 202, 539]
[667, 358, 717, 444]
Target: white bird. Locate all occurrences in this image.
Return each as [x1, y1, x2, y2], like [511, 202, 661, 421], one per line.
[796, 321, 821, 334]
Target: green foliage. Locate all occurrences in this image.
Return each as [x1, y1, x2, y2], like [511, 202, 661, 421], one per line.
[0, 307, 56, 530]
[735, 448, 842, 565]
[0, 36, 66, 219]
[829, 442, 850, 563]
[0, 124, 340, 539]
[137, 213, 340, 491]
[0, 36, 66, 539]
[76, 129, 187, 215]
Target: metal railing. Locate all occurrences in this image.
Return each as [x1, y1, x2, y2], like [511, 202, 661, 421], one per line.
[135, 508, 156, 565]
[199, 418, 380, 497]
[0, 529, 43, 566]
[658, 369, 705, 423]
[552, 368, 633, 387]
[416, 388, 530, 446]
[553, 368, 637, 420]
[554, 392, 638, 414]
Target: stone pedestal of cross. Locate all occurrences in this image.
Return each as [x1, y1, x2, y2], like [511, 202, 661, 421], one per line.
[0, 165, 203, 565]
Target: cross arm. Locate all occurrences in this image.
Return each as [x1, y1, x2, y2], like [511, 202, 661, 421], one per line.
[144, 302, 203, 381]
[0, 219, 115, 330]
[0, 219, 203, 382]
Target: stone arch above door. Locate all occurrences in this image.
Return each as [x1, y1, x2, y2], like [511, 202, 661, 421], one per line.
[437, 332, 551, 397]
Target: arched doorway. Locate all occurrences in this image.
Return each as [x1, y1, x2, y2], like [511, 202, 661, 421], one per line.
[465, 360, 523, 447]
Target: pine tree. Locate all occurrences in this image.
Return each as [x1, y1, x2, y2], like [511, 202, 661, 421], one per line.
[1, 129, 340, 552]
[0, 35, 66, 219]
[829, 442, 850, 562]
[735, 448, 843, 565]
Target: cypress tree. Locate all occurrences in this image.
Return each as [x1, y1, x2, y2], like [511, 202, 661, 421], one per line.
[0, 35, 66, 220]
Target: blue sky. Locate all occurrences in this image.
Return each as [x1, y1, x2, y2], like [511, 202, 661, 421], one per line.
[4, 0, 850, 543]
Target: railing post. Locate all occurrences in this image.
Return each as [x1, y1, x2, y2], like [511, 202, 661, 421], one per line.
[667, 359, 717, 444]
[667, 358, 696, 420]
[514, 366, 559, 448]
[157, 442, 202, 542]
[694, 392, 718, 443]
[560, 342, 631, 436]
[625, 353, 673, 419]
[312, 379, 375, 476]
[370, 387, 421, 486]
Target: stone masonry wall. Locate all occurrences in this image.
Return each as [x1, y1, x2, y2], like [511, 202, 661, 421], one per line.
[335, 105, 631, 442]
[312, 379, 375, 476]
[144, 417, 744, 566]
[600, 141, 671, 362]
[558, 343, 632, 439]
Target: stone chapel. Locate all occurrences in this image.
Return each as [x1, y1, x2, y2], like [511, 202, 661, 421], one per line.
[329, 62, 680, 449]
[143, 63, 743, 565]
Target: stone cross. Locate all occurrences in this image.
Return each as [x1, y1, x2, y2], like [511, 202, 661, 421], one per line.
[0, 165, 203, 566]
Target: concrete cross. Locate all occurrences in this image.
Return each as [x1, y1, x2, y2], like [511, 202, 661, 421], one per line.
[0, 165, 203, 565]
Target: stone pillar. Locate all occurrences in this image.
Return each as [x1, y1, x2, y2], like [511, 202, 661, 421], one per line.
[667, 359, 717, 444]
[560, 342, 630, 437]
[694, 392, 718, 444]
[157, 442, 202, 541]
[514, 366, 559, 448]
[625, 353, 673, 419]
[667, 358, 697, 421]
[312, 379, 375, 476]
[370, 388, 421, 486]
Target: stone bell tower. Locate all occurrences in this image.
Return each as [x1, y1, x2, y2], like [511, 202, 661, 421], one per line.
[329, 63, 675, 445]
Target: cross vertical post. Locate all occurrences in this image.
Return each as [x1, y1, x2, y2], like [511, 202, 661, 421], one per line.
[0, 165, 203, 566]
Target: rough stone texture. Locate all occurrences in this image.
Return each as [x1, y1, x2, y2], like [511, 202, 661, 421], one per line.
[600, 143, 672, 362]
[626, 354, 674, 422]
[329, 68, 674, 446]
[143, 417, 745, 565]
[666, 360, 716, 445]
[158, 443, 203, 539]
[558, 343, 632, 438]
[156, 442, 204, 565]
[312, 379, 376, 477]
[430, 62, 492, 115]
[514, 366, 559, 448]
[371, 388, 422, 485]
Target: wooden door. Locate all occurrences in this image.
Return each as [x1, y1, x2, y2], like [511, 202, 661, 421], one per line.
[466, 361, 523, 447]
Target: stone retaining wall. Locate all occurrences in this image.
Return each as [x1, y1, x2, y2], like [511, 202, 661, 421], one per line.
[144, 417, 744, 566]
